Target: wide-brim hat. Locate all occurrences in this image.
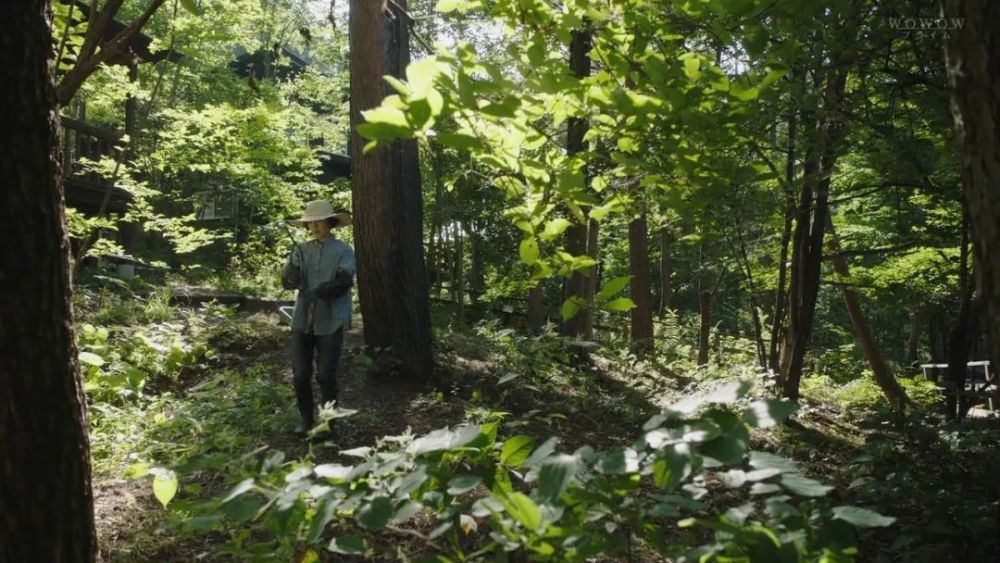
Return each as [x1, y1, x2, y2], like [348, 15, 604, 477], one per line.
[287, 199, 351, 228]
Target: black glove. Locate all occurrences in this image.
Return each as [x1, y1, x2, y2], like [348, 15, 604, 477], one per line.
[281, 263, 303, 290]
[315, 270, 354, 300]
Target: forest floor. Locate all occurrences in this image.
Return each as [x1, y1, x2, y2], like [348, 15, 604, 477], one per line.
[89, 307, 1000, 562]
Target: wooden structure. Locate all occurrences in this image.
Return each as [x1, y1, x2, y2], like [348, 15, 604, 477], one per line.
[920, 361, 997, 410]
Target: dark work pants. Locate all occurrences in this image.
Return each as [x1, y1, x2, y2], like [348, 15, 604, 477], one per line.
[291, 328, 343, 426]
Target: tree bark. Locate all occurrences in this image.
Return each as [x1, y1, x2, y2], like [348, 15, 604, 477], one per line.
[698, 290, 712, 366]
[825, 213, 912, 409]
[629, 215, 654, 354]
[561, 27, 592, 339]
[350, 0, 433, 381]
[769, 110, 797, 373]
[0, 1, 96, 560]
[658, 228, 673, 316]
[527, 282, 546, 335]
[942, 0, 1000, 378]
[783, 65, 849, 399]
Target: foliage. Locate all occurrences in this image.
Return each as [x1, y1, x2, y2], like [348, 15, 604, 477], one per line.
[152, 380, 891, 560]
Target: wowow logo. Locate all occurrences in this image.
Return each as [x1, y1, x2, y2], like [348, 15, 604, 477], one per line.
[888, 17, 964, 32]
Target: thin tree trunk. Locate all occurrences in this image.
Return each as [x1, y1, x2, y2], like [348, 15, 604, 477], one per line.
[350, 0, 433, 381]
[783, 65, 849, 399]
[0, 0, 96, 559]
[658, 227, 673, 317]
[769, 109, 797, 374]
[581, 218, 599, 339]
[826, 212, 912, 409]
[946, 214, 976, 419]
[453, 222, 465, 323]
[905, 309, 921, 367]
[942, 0, 1000, 380]
[698, 290, 712, 366]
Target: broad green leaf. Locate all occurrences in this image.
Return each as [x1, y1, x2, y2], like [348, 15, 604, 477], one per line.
[540, 218, 572, 241]
[536, 454, 580, 502]
[179, 0, 201, 15]
[594, 448, 639, 474]
[560, 296, 584, 320]
[328, 536, 365, 555]
[742, 400, 797, 428]
[749, 451, 799, 473]
[78, 351, 104, 367]
[497, 492, 542, 530]
[358, 496, 394, 529]
[603, 297, 635, 312]
[519, 237, 540, 265]
[151, 468, 178, 508]
[446, 475, 482, 495]
[780, 473, 833, 497]
[436, 132, 480, 150]
[500, 435, 535, 467]
[123, 462, 150, 478]
[222, 478, 255, 503]
[358, 106, 411, 140]
[435, 0, 462, 13]
[391, 500, 423, 523]
[595, 276, 631, 302]
[832, 506, 896, 528]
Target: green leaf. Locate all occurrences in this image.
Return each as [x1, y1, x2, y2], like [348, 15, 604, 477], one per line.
[500, 435, 535, 468]
[497, 492, 542, 530]
[742, 400, 797, 428]
[540, 218, 572, 241]
[749, 451, 799, 473]
[595, 448, 639, 474]
[222, 478, 255, 503]
[832, 506, 896, 528]
[358, 496, 394, 529]
[358, 106, 412, 140]
[435, 0, 463, 13]
[328, 536, 365, 555]
[596, 276, 631, 302]
[561, 296, 584, 321]
[604, 297, 635, 312]
[537, 454, 580, 503]
[123, 462, 150, 478]
[222, 495, 261, 523]
[436, 132, 480, 150]
[447, 475, 482, 495]
[78, 351, 105, 367]
[780, 473, 833, 497]
[519, 237, 540, 265]
[179, 0, 201, 15]
[151, 468, 178, 508]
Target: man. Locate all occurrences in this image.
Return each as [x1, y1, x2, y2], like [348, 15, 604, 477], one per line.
[282, 200, 355, 437]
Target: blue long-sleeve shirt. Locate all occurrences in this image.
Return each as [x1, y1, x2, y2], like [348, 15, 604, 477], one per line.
[283, 237, 355, 335]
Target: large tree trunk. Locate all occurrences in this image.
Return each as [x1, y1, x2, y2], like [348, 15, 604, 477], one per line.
[350, 0, 433, 381]
[561, 27, 592, 339]
[826, 213, 912, 409]
[0, 1, 96, 559]
[942, 0, 1000, 377]
[629, 215, 654, 354]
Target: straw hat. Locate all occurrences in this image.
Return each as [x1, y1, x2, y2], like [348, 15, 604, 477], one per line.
[288, 200, 351, 228]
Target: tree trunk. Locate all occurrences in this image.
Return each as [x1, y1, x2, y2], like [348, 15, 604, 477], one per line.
[783, 65, 849, 399]
[350, 0, 433, 381]
[658, 228, 673, 317]
[0, 1, 96, 559]
[698, 290, 712, 366]
[769, 110, 797, 374]
[527, 282, 546, 335]
[905, 309, 921, 367]
[581, 218, 599, 339]
[826, 212, 912, 409]
[561, 27, 592, 339]
[453, 222, 465, 323]
[942, 0, 1000, 378]
[946, 214, 976, 419]
[629, 215, 654, 354]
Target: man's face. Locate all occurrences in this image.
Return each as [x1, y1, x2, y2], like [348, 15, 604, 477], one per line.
[306, 220, 332, 239]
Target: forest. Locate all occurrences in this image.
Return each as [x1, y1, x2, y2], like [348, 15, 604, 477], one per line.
[1, 0, 998, 561]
